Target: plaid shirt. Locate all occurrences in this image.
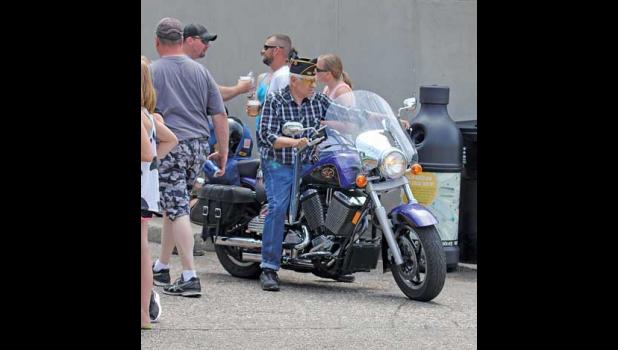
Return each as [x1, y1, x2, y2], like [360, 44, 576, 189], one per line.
[258, 86, 332, 165]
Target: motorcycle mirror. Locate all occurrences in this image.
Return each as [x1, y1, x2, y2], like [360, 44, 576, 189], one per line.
[403, 97, 417, 110]
[282, 121, 304, 136]
[398, 96, 417, 117]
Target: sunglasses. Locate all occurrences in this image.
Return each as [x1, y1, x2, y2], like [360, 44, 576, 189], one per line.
[263, 44, 283, 51]
[298, 77, 317, 86]
[315, 67, 329, 73]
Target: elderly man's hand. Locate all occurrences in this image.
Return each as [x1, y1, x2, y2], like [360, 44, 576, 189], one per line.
[399, 119, 411, 130]
[295, 137, 309, 149]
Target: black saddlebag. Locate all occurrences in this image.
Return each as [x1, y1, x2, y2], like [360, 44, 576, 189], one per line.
[190, 184, 256, 228]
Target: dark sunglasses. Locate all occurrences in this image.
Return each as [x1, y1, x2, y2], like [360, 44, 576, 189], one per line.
[263, 44, 283, 51]
[315, 67, 329, 72]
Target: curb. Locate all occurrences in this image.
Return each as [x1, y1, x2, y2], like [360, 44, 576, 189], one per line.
[457, 263, 477, 271]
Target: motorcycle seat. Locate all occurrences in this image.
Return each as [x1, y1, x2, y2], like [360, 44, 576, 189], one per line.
[254, 180, 266, 204]
[236, 159, 260, 178]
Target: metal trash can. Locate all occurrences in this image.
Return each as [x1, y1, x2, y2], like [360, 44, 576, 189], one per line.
[456, 120, 477, 263]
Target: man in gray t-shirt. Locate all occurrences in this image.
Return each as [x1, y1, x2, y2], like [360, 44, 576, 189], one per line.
[151, 55, 225, 141]
[150, 17, 229, 298]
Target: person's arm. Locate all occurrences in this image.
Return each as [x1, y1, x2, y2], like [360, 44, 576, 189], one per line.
[152, 113, 178, 159]
[208, 112, 229, 176]
[273, 136, 307, 149]
[259, 94, 306, 150]
[218, 78, 252, 102]
[141, 118, 154, 162]
[202, 67, 228, 176]
[317, 94, 363, 135]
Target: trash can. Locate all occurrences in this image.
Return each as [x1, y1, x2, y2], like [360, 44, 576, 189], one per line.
[405, 85, 463, 272]
[456, 120, 477, 263]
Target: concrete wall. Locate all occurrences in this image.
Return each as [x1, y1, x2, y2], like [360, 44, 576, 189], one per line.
[141, 0, 477, 139]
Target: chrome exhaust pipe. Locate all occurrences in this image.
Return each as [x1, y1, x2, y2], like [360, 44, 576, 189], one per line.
[214, 236, 262, 249]
[242, 252, 314, 267]
[241, 253, 262, 262]
[294, 225, 311, 250]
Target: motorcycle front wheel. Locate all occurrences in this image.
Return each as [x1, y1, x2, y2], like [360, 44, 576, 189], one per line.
[214, 245, 262, 279]
[391, 225, 446, 302]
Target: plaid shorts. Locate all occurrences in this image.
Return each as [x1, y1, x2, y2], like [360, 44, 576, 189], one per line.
[158, 138, 210, 221]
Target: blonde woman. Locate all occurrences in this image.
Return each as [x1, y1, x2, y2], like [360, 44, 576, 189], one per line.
[316, 54, 353, 101]
[141, 57, 177, 330]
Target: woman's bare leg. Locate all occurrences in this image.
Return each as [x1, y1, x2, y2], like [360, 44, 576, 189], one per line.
[141, 219, 153, 328]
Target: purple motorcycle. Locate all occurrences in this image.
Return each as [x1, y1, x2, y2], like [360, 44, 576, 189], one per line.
[192, 90, 446, 301]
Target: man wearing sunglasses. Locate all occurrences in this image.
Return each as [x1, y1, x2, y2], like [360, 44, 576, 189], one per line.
[251, 34, 295, 130]
[257, 57, 337, 291]
[260, 34, 293, 96]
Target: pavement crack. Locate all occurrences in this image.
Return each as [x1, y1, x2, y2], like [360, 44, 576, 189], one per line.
[389, 300, 409, 328]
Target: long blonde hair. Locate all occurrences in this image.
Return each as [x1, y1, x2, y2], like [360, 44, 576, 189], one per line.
[141, 57, 156, 113]
[318, 53, 352, 89]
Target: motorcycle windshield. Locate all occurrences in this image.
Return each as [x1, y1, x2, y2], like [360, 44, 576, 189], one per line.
[323, 90, 418, 164]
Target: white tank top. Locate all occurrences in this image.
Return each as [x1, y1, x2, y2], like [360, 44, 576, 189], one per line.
[141, 108, 160, 213]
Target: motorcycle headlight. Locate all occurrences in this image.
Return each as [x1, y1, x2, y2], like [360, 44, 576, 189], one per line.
[379, 149, 407, 179]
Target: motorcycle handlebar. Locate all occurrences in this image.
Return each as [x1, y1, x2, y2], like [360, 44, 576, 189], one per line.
[296, 124, 327, 153]
[298, 136, 325, 153]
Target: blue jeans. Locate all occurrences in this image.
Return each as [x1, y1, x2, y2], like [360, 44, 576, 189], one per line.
[260, 157, 310, 271]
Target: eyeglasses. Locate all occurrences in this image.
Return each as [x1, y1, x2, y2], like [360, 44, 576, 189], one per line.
[298, 77, 317, 86]
[263, 44, 283, 51]
[315, 67, 329, 73]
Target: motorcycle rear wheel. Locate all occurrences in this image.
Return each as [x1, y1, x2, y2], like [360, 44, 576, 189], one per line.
[391, 225, 446, 302]
[214, 245, 261, 279]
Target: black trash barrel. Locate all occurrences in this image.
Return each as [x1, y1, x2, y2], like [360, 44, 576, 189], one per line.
[456, 120, 477, 264]
[405, 85, 462, 272]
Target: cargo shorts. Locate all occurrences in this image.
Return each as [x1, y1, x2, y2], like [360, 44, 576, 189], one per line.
[158, 138, 210, 221]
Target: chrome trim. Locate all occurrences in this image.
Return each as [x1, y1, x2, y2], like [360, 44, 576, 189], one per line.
[366, 182, 404, 265]
[241, 252, 262, 262]
[369, 177, 408, 192]
[294, 225, 311, 250]
[214, 236, 262, 249]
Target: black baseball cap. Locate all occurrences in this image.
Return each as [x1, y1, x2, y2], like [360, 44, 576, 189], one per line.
[290, 57, 317, 77]
[183, 23, 217, 42]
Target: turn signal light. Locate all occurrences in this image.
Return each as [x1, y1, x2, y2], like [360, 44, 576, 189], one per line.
[355, 175, 368, 188]
[410, 163, 423, 175]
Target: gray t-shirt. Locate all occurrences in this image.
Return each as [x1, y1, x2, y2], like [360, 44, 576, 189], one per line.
[151, 55, 225, 141]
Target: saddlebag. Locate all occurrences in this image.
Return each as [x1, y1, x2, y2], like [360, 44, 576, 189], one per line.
[190, 184, 256, 228]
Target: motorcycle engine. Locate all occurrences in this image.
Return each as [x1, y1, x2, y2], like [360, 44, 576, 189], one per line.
[299, 189, 324, 231]
[324, 191, 366, 237]
[300, 188, 366, 241]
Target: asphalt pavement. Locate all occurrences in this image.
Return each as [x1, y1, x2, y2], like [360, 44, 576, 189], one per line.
[142, 218, 477, 349]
